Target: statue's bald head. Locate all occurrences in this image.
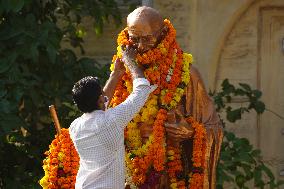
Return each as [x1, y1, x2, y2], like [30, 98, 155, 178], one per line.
[127, 6, 164, 33]
[126, 6, 165, 53]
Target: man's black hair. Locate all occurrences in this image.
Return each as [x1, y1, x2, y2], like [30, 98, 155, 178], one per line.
[72, 76, 102, 113]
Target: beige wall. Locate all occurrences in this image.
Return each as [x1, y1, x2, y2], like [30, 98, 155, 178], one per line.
[190, 0, 284, 182]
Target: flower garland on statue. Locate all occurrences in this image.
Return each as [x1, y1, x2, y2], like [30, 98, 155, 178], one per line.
[167, 118, 207, 189]
[39, 128, 79, 189]
[186, 117, 207, 189]
[110, 19, 207, 189]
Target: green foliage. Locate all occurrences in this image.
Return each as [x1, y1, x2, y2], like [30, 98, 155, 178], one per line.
[0, 0, 119, 188]
[217, 131, 283, 189]
[211, 79, 283, 189]
[211, 79, 265, 122]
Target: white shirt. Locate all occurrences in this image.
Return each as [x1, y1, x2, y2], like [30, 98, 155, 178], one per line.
[69, 78, 155, 189]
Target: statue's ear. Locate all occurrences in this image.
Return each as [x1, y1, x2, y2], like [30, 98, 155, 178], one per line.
[156, 25, 168, 43]
[161, 25, 168, 35]
[163, 25, 168, 32]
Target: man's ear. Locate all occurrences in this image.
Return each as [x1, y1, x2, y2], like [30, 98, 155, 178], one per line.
[96, 96, 102, 108]
[97, 96, 102, 105]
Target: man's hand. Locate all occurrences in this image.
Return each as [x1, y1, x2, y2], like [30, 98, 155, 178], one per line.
[165, 109, 194, 144]
[122, 45, 137, 64]
[121, 45, 144, 79]
[113, 58, 125, 76]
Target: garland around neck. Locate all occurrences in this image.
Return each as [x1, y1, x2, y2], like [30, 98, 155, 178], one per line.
[110, 19, 206, 189]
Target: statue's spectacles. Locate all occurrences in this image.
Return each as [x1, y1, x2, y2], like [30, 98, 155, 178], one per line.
[129, 35, 157, 45]
[128, 27, 163, 45]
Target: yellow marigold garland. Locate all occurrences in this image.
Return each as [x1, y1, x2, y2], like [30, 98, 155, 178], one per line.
[110, 19, 207, 189]
[39, 128, 79, 189]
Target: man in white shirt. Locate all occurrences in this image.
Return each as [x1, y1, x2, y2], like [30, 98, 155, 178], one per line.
[69, 46, 156, 189]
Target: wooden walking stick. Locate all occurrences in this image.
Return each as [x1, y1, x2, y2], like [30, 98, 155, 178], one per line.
[49, 105, 61, 135]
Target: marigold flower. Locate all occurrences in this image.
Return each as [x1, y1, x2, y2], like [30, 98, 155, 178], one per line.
[108, 18, 205, 188]
[40, 128, 79, 189]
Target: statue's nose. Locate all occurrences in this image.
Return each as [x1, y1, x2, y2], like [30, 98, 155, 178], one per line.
[137, 44, 143, 52]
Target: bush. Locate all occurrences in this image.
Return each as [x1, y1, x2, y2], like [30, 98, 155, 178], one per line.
[211, 79, 284, 189]
[0, 0, 119, 188]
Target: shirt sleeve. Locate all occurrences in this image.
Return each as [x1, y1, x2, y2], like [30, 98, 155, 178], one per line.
[104, 78, 156, 130]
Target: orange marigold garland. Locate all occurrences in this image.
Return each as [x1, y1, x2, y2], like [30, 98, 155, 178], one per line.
[39, 128, 79, 189]
[167, 117, 207, 189]
[110, 19, 208, 189]
[112, 19, 185, 188]
[109, 73, 130, 107]
[186, 117, 207, 189]
[167, 146, 186, 189]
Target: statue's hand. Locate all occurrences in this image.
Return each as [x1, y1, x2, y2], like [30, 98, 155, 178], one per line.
[165, 109, 194, 143]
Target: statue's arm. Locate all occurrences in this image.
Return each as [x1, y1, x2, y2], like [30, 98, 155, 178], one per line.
[186, 65, 223, 188]
[185, 65, 222, 128]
